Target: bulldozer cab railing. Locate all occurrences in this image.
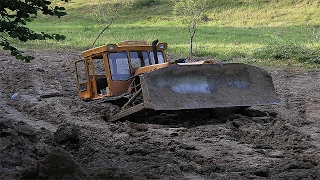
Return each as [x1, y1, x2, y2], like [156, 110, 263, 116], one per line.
[74, 41, 168, 100]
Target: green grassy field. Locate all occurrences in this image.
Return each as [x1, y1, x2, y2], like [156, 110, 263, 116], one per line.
[12, 0, 320, 68]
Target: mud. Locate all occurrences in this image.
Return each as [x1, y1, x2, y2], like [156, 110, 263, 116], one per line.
[0, 50, 320, 179]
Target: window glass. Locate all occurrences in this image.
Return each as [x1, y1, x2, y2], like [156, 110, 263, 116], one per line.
[130, 57, 141, 70]
[150, 51, 165, 64]
[129, 51, 149, 70]
[108, 52, 131, 81]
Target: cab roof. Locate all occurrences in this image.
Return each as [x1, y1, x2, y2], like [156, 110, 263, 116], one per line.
[81, 41, 167, 58]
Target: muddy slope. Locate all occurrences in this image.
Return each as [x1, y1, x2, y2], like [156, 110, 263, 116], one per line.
[0, 51, 320, 179]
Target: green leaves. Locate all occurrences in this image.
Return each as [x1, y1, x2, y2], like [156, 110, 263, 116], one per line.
[0, 38, 34, 62]
[0, 0, 68, 62]
[172, 0, 209, 56]
[53, 34, 66, 41]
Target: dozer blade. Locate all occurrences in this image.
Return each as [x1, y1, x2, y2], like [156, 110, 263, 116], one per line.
[140, 63, 281, 110]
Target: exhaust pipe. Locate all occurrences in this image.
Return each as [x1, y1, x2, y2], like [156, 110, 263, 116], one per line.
[152, 39, 159, 64]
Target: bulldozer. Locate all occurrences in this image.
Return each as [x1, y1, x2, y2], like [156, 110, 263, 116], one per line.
[74, 39, 281, 122]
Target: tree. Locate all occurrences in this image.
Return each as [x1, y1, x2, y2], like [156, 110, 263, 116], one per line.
[172, 0, 208, 58]
[91, 0, 133, 47]
[0, 0, 68, 62]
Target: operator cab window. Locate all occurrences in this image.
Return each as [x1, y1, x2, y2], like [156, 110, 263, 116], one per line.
[108, 52, 131, 81]
[129, 51, 149, 70]
[92, 58, 106, 75]
[150, 51, 165, 64]
[92, 56, 108, 94]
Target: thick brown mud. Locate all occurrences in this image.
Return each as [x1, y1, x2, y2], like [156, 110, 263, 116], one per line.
[0, 51, 320, 179]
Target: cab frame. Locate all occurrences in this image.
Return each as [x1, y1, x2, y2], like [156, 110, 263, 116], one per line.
[74, 41, 168, 100]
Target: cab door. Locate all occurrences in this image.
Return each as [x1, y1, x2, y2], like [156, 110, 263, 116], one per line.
[106, 52, 132, 95]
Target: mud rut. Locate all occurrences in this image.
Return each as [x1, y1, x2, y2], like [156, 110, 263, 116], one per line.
[0, 51, 320, 179]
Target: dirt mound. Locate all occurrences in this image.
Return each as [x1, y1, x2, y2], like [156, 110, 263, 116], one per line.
[21, 147, 87, 179]
[0, 51, 320, 179]
[0, 118, 53, 179]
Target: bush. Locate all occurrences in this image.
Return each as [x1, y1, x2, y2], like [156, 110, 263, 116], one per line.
[132, 0, 160, 8]
[253, 43, 320, 64]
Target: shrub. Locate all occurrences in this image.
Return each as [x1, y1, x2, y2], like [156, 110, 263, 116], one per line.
[132, 0, 160, 8]
[253, 43, 320, 64]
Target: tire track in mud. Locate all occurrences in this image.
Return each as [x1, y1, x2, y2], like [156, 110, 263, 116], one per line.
[0, 54, 59, 132]
[0, 58, 55, 132]
[0, 51, 117, 179]
[166, 124, 282, 178]
[0, 52, 108, 132]
[270, 70, 320, 149]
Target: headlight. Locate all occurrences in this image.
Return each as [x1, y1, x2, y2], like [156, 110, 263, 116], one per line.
[108, 44, 115, 50]
[159, 43, 165, 49]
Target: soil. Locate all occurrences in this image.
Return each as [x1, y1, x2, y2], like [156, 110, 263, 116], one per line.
[0, 50, 320, 179]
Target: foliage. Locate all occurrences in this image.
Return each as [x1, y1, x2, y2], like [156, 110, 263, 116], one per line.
[91, 0, 134, 47]
[253, 43, 320, 64]
[0, 0, 68, 62]
[5, 0, 320, 68]
[172, 0, 209, 58]
[132, 0, 160, 8]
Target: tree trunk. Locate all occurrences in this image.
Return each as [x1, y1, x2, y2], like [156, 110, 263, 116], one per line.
[188, 17, 197, 60]
[189, 35, 193, 59]
[91, 25, 110, 47]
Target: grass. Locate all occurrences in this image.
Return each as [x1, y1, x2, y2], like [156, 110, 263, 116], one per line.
[7, 0, 320, 68]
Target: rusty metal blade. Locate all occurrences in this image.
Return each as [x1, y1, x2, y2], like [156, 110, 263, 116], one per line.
[140, 63, 281, 110]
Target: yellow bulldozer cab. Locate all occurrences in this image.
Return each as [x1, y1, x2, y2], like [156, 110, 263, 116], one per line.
[74, 40, 169, 100]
